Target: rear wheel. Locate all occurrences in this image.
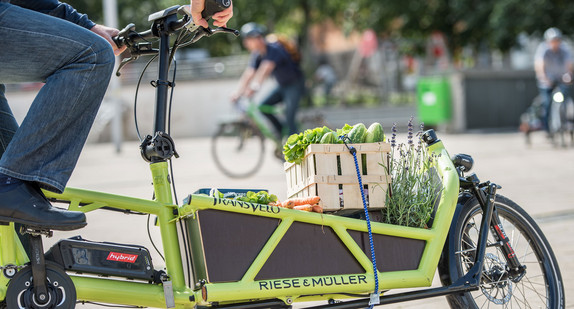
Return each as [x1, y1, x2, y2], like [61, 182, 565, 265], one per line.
[211, 121, 265, 178]
[439, 195, 564, 308]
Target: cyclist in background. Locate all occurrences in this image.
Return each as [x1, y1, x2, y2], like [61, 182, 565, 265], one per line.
[231, 22, 305, 138]
[534, 27, 574, 133]
[0, 0, 232, 231]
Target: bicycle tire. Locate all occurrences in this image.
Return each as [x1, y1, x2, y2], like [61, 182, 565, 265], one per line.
[549, 101, 567, 147]
[438, 194, 564, 309]
[211, 121, 265, 178]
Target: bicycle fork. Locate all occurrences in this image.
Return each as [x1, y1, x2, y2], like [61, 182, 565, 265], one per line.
[468, 177, 527, 284]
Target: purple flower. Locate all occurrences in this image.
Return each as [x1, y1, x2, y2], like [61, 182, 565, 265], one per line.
[391, 122, 397, 148]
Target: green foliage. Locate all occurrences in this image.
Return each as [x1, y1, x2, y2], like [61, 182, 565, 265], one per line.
[65, 0, 574, 58]
[235, 191, 278, 205]
[209, 189, 277, 205]
[283, 126, 334, 164]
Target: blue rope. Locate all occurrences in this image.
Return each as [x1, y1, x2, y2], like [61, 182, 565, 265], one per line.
[344, 139, 379, 308]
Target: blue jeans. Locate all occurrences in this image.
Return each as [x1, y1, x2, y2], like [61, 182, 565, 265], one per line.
[260, 78, 305, 137]
[0, 3, 115, 193]
[538, 83, 571, 132]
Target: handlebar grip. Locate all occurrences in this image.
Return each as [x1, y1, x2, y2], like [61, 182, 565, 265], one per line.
[201, 0, 231, 20]
[113, 23, 136, 48]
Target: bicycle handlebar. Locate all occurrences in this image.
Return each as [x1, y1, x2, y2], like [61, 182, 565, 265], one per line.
[112, 1, 236, 76]
[113, 0, 231, 47]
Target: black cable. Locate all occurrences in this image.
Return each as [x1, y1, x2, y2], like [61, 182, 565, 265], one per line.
[147, 214, 165, 262]
[133, 54, 159, 142]
[76, 300, 144, 308]
[178, 219, 193, 287]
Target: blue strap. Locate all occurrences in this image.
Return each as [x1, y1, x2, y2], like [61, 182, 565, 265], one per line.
[341, 136, 379, 307]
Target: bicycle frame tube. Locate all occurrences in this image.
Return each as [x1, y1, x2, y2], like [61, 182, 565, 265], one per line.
[153, 29, 172, 135]
[38, 166, 194, 307]
[247, 102, 280, 144]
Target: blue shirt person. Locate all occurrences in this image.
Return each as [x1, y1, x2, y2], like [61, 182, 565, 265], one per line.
[232, 23, 305, 137]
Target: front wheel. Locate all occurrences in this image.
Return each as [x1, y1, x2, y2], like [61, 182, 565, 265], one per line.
[438, 195, 564, 308]
[211, 121, 265, 178]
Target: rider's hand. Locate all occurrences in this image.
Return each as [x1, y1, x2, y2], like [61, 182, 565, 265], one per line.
[562, 73, 573, 84]
[90, 24, 127, 56]
[230, 91, 243, 104]
[191, 0, 234, 28]
[212, 2, 233, 27]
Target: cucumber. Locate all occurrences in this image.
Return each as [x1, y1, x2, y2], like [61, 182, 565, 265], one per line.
[320, 131, 338, 144]
[348, 123, 367, 143]
[365, 122, 385, 143]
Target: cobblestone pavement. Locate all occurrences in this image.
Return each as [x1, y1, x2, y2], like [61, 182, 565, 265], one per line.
[41, 131, 572, 308]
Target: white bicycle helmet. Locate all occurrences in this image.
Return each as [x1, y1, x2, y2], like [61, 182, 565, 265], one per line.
[544, 27, 562, 41]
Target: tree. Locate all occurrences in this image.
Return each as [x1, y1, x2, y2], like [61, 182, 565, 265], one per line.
[65, 0, 574, 60]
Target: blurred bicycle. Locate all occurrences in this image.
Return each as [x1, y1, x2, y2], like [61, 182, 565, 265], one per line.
[211, 97, 328, 178]
[520, 84, 574, 147]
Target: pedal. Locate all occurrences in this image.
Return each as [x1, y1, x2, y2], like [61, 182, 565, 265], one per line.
[19, 226, 53, 238]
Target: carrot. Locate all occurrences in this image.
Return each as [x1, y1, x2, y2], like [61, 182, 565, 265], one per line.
[281, 196, 321, 207]
[293, 204, 314, 212]
[293, 204, 323, 213]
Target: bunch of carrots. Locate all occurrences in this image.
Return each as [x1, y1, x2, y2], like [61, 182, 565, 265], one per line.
[270, 196, 323, 213]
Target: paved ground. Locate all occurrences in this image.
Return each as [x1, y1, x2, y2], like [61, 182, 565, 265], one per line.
[37, 130, 573, 308]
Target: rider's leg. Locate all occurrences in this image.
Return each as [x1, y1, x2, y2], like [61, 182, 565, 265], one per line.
[539, 87, 553, 132]
[259, 86, 284, 138]
[281, 79, 305, 136]
[0, 85, 18, 159]
[0, 85, 31, 254]
[0, 4, 115, 229]
[558, 83, 571, 98]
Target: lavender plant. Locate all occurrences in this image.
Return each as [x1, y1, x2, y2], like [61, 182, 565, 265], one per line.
[382, 118, 442, 228]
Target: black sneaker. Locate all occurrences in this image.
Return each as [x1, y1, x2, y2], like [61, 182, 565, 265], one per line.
[0, 182, 86, 231]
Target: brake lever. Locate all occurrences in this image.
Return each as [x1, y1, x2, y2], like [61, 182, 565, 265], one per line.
[189, 26, 239, 44]
[116, 56, 138, 77]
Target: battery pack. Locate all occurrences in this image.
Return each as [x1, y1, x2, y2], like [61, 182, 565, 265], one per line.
[46, 236, 155, 281]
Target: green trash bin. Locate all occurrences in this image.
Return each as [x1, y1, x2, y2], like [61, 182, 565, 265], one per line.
[416, 76, 452, 125]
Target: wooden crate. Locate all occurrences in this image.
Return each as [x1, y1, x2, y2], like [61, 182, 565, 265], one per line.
[284, 142, 391, 211]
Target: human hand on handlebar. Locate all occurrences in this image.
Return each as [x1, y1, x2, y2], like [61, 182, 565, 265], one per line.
[191, 0, 233, 28]
[90, 24, 127, 56]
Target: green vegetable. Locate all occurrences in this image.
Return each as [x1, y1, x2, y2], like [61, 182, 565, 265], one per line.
[283, 126, 333, 163]
[283, 132, 307, 164]
[336, 123, 353, 138]
[235, 190, 277, 205]
[365, 122, 385, 143]
[348, 123, 367, 143]
[320, 131, 338, 144]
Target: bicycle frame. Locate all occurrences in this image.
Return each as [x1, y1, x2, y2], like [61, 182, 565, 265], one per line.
[0, 7, 491, 309]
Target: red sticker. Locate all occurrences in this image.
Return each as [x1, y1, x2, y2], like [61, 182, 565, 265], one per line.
[107, 252, 138, 263]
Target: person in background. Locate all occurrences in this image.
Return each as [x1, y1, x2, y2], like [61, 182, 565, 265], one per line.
[314, 55, 338, 105]
[534, 27, 574, 133]
[0, 0, 233, 231]
[231, 22, 305, 138]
